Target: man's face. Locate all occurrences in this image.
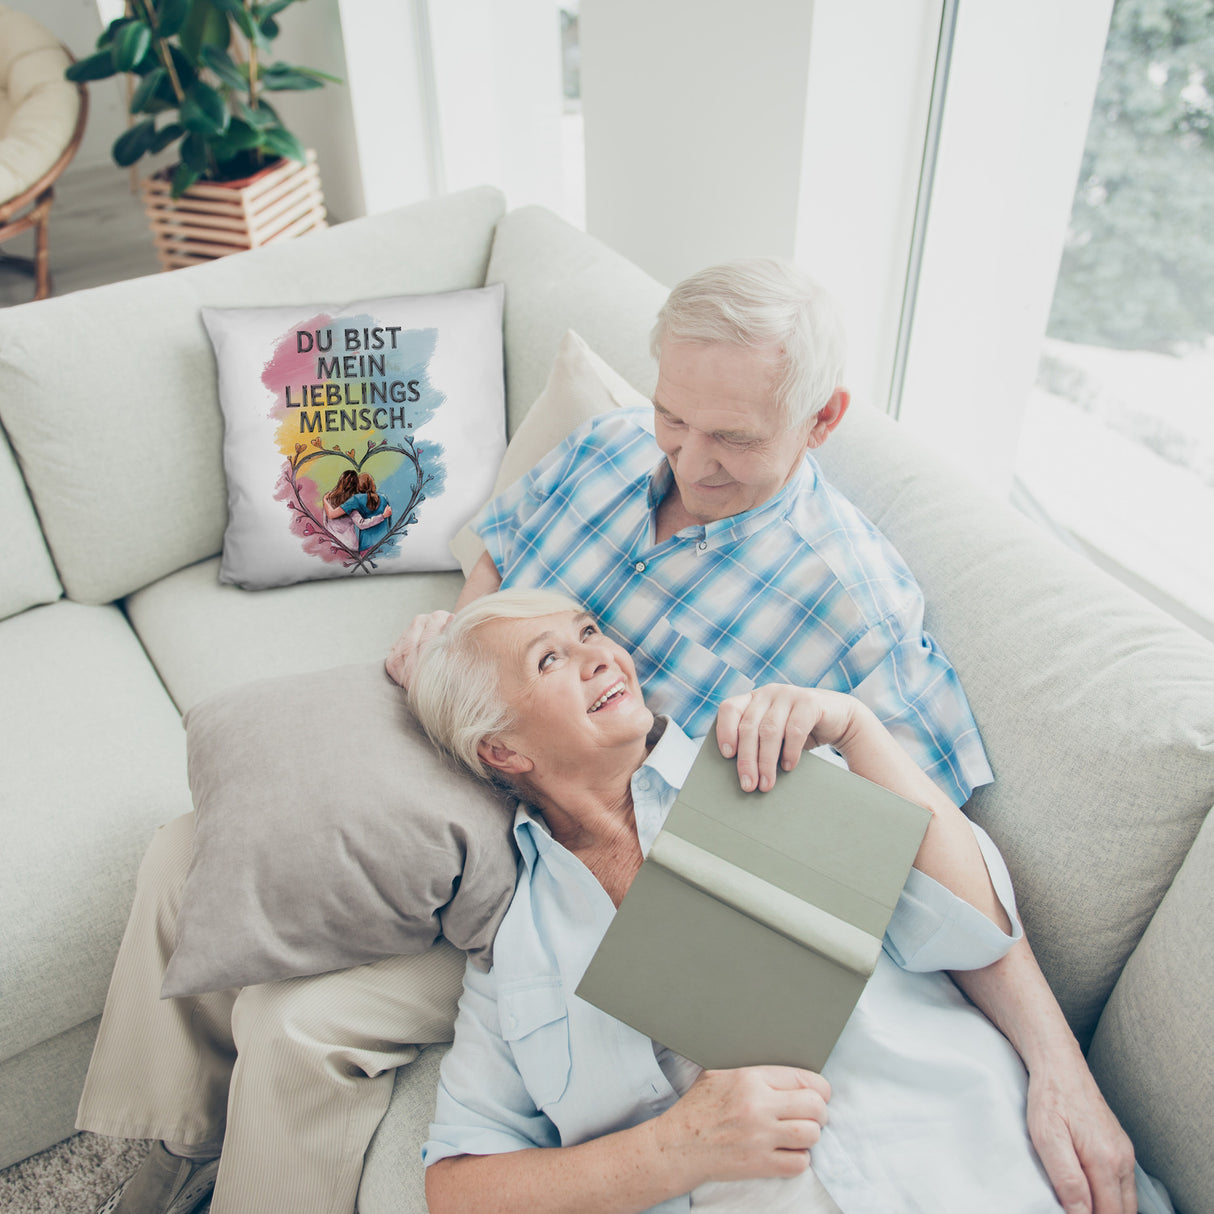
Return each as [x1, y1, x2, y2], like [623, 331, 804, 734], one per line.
[477, 610, 653, 778]
[652, 340, 816, 524]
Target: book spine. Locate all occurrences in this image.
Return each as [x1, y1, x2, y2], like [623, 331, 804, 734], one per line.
[648, 832, 882, 977]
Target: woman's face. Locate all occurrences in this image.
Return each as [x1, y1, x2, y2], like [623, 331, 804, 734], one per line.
[477, 610, 653, 774]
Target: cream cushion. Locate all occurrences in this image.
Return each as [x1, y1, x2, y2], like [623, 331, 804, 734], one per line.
[0, 7, 78, 202]
[0, 600, 191, 1064]
[0, 427, 60, 620]
[0, 187, 506, 605]
[125, 556, 463, 713]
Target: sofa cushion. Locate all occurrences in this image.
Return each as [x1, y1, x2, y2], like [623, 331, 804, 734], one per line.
[0, 424, 60, 620]
[1088, 804, 1214, 1214]
[485, 205, 667, 436]
[450, 329, 641, 575]
[124, 556, 462, 713]
[813, 402, 1214, 1045]
[163, 663, 517, 997]
[0, 601, 191, 1063]
[202, 285, 505, 590]
[0, 186, 506, 605]
[359, 1042, 448, 1214]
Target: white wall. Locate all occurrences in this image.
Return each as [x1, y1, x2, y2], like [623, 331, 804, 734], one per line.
[795, 0, 941, 413]
[333, 0, 435, 216]
[579, 0, 818, 288]
[428, 0, 565, 212]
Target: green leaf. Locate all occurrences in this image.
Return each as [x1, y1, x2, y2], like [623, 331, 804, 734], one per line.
[259, 15, 279, 40]
[171, 162, 201, 197]
[112, 119, 157, 167]
[254, 0, 297, 19]
[96, 17, 129, 50]
[167, 44, 198, 91]
[209, 0, 257, 39]
[129, 67, 166, 113]
[293, 65, 343, 85]
[180, 0, 231, 63]
[155, 0, 191, 40]
[181, 80, 230, 135]
[259, 62, 323, 91]
[200, 44, 248, 89]
[66, 50, 119, 83]
[234, 97, 279, 129]
[259, 125, 305, 163]
[221, 118, 263, 150]
[180, 131, 210, 172]
[150, 122, 185, 153]
[112, 20, 152, 72]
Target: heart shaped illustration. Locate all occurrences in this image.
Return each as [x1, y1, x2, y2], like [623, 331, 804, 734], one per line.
[283, 440, 429, 573]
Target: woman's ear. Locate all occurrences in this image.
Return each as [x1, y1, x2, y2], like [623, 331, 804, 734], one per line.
[477, 738, 534, 777]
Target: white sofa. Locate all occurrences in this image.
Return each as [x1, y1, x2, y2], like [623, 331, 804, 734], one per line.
[1, 186, 1211, 1214]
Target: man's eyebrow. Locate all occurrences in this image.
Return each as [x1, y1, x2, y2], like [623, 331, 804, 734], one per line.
[652, 398, 757, 443]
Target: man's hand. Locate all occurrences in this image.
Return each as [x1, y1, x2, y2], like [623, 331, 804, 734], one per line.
[714, 684, 859, 792]
[385, 610, 453, 689]
[1026, 1060, 1136, 1214]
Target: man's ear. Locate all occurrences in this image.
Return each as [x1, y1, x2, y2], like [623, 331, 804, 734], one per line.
[477, 738, 534, 777]
[806, 388, 850, 450]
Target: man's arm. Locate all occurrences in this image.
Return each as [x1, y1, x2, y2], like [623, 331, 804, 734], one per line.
[951, 942, 1137, 1214]
[385, 551, 502, 688]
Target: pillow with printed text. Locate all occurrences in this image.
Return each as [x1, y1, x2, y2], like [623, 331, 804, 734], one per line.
[203, 285, 505, 590]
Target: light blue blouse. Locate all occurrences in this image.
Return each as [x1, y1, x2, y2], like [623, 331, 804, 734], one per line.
[424, 722, 1069, 1212]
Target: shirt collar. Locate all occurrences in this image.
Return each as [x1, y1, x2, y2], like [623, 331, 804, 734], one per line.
[645, 455, 818, 547]
[512, 716, 703, 869]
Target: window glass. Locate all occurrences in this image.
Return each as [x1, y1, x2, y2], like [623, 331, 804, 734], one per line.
[1015, 0, 1214, 636]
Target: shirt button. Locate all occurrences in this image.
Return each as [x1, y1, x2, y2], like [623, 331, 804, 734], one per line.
[634, 561, 646, 573]
[697, 541, 707, 551]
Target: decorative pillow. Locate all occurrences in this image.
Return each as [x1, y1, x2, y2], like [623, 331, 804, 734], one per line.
[202, 285, 506, 590]
[449, 328, 649, 576]
[161, 662, 519, 998]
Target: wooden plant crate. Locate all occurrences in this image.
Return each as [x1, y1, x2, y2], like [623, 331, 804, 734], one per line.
[140, 150, 327, 271]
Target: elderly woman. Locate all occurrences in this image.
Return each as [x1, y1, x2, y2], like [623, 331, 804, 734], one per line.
[408, 588, 1103, 1214]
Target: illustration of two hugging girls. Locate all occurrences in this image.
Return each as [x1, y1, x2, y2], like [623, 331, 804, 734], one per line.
[320, 470, 392, 554]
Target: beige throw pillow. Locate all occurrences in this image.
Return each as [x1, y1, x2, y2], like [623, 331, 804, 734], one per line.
[449, 329, 650, 575]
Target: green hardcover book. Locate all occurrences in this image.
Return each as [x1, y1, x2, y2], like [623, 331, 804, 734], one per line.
[575, 745, 932, 1072]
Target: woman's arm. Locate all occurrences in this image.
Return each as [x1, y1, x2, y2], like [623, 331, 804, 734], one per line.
[322, 497, 347, 519]
[427, 1066, 829, 1214]
[714, 685, 1010, 931]
[352, 505, 390, 528]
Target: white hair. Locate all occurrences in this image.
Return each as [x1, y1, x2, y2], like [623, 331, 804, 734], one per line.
[650, 258, 847, 428]
[408, 588, 586, 781]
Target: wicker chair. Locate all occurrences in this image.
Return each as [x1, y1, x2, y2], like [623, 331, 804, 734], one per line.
[0, 6, 87, 302]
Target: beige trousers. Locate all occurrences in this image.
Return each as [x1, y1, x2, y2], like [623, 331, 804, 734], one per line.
[76, 814, 466, 1214]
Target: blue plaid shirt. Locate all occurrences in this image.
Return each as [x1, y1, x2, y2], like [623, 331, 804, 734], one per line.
[474, 407, 992, 806]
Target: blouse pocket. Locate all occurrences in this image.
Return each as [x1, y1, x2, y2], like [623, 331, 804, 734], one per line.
[499, 978, 572, 1109]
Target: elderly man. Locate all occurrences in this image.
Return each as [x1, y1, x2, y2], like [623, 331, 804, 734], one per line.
[388, 260, 1136, 1214]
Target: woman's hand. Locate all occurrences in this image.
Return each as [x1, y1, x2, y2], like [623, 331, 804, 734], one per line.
[386, 609, 453, 688]
[715, 685, 861, 792]
[385, 505, 392, 518]
[654, 1066, 830, 1185]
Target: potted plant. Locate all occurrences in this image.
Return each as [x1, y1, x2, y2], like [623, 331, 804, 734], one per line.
[66, 0, 340, 268]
